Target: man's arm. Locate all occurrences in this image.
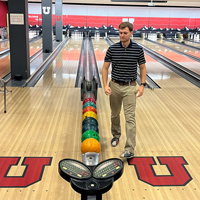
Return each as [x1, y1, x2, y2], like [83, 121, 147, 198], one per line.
[137, 63, 146, 97]
[102, 62, 112, 95]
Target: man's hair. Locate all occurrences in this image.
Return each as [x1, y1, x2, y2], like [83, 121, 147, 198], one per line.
[119, 22, 133, 32]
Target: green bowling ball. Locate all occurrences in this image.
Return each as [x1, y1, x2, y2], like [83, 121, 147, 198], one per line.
[81, 130, 100, 142]
[83, 102, 96, 110]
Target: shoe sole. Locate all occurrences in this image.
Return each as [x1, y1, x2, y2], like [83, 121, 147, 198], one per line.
[120, 155, 134, 159]
[111, 144, 119, 147]
[120, 153, 134, 159]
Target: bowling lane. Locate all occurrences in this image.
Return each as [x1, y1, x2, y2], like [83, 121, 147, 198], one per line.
[29, 38, 42, 56]
[155, 38, 200, 58]
[0, 31, 40, 53]
[0, 38, 43, 78]
[175, 38, 200, 49]
[135, 38, 200, 75]
[35, 38, 82, 88]
[99, 37, 197, 89]
[0, 40, 9, 52]
[92, 38, 112, 81]
[0, 55, 10, 78]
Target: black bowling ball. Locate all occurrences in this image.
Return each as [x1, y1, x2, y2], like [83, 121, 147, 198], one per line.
[82, 117, 98, 127]
[82, 124, 99, 134]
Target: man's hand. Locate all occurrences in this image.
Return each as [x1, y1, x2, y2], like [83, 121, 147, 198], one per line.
[102, 62, 111, 96]
[136, 85, 145, 97]
[104, 85, 112, 95]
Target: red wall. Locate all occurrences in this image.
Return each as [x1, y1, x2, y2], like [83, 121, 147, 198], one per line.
[28, 14, 200, 30]
[0, 2, 8, 27]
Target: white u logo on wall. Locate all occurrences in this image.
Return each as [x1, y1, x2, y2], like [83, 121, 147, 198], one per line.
[122, 18, 134, 23]
[42, 7, 51, 15]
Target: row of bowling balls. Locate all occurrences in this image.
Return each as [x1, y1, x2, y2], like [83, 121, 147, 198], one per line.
[81, 97, 101, 154]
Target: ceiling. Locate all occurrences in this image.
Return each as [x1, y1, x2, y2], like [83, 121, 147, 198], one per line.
[25, 0, 200, 8]
[1, 0, 200, 8]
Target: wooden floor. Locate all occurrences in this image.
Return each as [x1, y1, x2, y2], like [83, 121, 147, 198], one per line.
[0, 37, 200, 200]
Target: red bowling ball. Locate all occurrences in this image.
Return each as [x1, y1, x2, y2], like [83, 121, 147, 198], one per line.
[83, 97, 96, 105]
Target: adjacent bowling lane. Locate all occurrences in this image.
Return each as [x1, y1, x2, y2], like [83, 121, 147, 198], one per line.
[0, 38, 42, 78]
[103, 37, 198, 89]
[180, 39, 200, 48]
[92, 38, 112, 80]
[29, 38, 42, 56]
[0, 55, 10, 78]
[155, 38, 200, 58]
[135, 38, 200, 75]
[0, 31, 40, 53]
[35, 37, 82, 88]
[0, 40, 9, 52]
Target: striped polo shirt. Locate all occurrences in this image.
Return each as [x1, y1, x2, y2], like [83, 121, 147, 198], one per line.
[104, 40, 146, 82]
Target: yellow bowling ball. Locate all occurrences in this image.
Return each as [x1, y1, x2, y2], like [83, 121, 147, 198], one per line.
[82, 111, 98, 121]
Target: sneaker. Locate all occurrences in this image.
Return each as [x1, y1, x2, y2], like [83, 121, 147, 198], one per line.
[111, 138, 119, 147]
[120, 150, 134, 158]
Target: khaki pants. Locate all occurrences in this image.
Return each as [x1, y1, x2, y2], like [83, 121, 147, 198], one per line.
[109, 80, 137, 153]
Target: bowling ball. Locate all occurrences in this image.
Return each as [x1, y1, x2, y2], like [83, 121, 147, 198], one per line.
[82, 124, 99, 134]
[81, 138, 101, 154]
[82, 111, 98, 121]
[82, 117, 98, 127]
[83, 98, 96, 105]
[81, 130, 100, 142]
[83, 106, 97, 114]
[83, 102, 96, 110]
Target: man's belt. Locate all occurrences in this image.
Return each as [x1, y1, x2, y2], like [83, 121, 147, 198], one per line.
[111, 79, 136, 86]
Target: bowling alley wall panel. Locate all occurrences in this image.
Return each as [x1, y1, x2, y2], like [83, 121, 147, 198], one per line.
[28, 14, 200, 30]
[26, 3, 200, 29]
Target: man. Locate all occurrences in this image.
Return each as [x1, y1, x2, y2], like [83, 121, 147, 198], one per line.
[102, 22, 146, 158]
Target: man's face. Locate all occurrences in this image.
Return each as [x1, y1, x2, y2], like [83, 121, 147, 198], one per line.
[119, 27, 133, 42]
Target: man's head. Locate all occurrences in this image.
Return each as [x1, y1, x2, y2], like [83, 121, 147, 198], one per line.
[118, 22, 133, 43]
[119, 22, 133, 32]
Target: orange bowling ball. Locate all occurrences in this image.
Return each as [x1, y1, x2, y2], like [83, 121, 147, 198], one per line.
[82, 106, 97, 114]
[81, 138, 101, 154]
